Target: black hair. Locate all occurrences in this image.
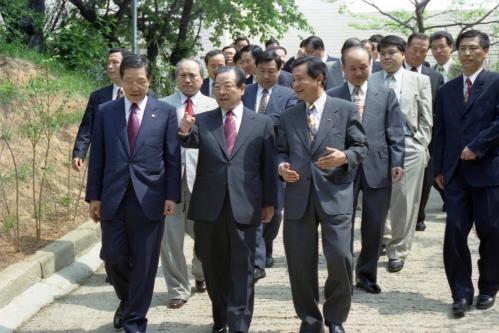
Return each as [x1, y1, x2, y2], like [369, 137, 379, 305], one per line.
[368, 34, 384, 44]
[233, 51, 242, 64]
[204, 49, 225, 65]
[234, 36, 250, 45]
[429, 31, 454, 48]
[302, 36, 325, 51]
[342, 45, 372, 65]
[265, 37, 280, 48]
[222, 45, 237, 53]
[215, 66, 246, 87]
[255, 50, 283, 69]
[120, 54, 152, 80]
[109, 47, 132, 58]
[378, 35, 406, 53]
[240, 44, 264, 59]
[291, 56, 327, 87]
[407, 32, 429, 46]
[456, 30, 490, 50]
[274, 46, 288, 55]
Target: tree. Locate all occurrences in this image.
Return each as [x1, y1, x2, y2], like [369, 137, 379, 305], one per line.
[337, 0, 498, 42]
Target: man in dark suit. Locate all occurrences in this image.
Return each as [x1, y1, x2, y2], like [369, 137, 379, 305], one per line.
[403, 32, 445, 232]
[201, 49, 226, 97]
[178, 66, 277, 333]
[72, 47, 131, 171]
[278, 56, 368, 333]
[433, 30, 499, 318]
[327, 45, 405, 294]
[86, 54, 181, 333]
[241, 50, 298, 279]
[240, 44, 292, 88]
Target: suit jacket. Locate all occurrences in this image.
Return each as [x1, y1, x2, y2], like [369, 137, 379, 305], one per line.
[73, 85, 157, 159]
[278, 70, 293, 88]
[161, 91, 218, 192]
[433, 70, 499, 187]
[277, 96, 368, 219]
[85, 97, 181, 221]
[201, 78, 211, 97]
[372, 61, 383, 73]
[421, 65, 444, 107]
[325, 60, 344, 91]
[178, 107, 277, 225]
[327, 82, 405, 188]
[369, 69, 433, 148]
[241, 83, 298, 128]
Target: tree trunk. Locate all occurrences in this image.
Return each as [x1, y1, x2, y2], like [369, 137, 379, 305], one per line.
[26, 0, 46, 51]
[169, 0, 194, 65]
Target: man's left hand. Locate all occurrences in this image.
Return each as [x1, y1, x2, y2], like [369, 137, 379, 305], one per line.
[261, 206, 275, 223]
[317, 147, 347, 169]
[460, 146, 477, 160]
[164, 200, 176, 216]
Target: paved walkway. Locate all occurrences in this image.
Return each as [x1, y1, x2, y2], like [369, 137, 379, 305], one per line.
[15, 191, 499, 332]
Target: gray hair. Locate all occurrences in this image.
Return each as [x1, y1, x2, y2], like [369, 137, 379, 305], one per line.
[175, 58, 205, 78]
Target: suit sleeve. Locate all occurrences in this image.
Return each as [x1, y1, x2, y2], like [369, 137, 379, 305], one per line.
[385, 89, 405, 168]
[413, 75, 433, 147]
[343, 104, 368, 171]
[164, 105, 182, 203]
[261, 117, 278, 207]
[73, 91, 99, 159]
[177, 119, 200, 149]
[276, 113, 290, 167]
[85, 105, 105, 202]
[432, 89, 445, 176]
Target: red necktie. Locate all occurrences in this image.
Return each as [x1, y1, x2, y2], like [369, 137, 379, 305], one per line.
[128, 103, 140, 154]
[224, 110, 237, 155]
[185, 98, 194, 116]
[411, 67, 417, 72]
[464, 78, 472, 103]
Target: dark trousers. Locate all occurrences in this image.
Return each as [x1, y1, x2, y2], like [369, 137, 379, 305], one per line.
[418, 153, 445, 224]
[351, 168, 391, 283]
[100, 186, 164, 333]
[255, 182, 284, 269]
[194, 197, 257, 333]
[444, 164, 499, 302]
[283, 188, 352, 333]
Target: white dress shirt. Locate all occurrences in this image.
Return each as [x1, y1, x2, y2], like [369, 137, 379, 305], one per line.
[112, 83, 122, 100]
[124, 96, 147, 126]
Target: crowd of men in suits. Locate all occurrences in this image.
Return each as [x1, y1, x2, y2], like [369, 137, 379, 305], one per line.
[72, 28, 499, 333]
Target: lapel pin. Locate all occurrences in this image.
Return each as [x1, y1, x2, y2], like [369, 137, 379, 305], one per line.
[151, 114, 156, 118]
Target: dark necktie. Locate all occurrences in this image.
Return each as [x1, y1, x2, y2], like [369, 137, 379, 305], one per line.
[224, 110, 237, 155]
[411, 66, 417, 72]
[128, 103, 140, 154]
[354, 86, 364, 120]
[210, 82, 215, 98]
[185, 98, 194, 116]
[464, 78, 472, 103]
[307, 104, 317, 142]
[258, 89, 269, 113]
[116, 87, 124, 99]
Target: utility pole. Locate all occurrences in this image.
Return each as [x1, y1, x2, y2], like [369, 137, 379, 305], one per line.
[132, 0, 137, 53]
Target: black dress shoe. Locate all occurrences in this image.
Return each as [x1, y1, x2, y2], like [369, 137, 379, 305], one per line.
[476, 294, 495, 310]
[329, 323, 345, 333]
[113, 301, 124, 329]
[265, 256, 274, 268]
[168, 298, 187, 309]
[415, 221, 426, 231]
[211, 325, 227, 333]
[195, 280, 206, 293]
[452, 298, 471, 318]
[355, 277, 381, 294]
[254, 267, 266, 281]
[387, 258, 404, 272]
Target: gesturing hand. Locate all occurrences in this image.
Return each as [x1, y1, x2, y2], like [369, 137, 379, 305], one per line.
[316, 147, 347, 169]
[279, 162, 300, 183]
[180, 112, 195, 134]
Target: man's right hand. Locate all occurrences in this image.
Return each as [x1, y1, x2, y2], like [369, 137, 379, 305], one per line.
[179, 112, 195, 134]
[279, 162, 300, 183]
[72, 157, 84, 172]
[435, 174, 445, 190]
[89, 200, 101, 223]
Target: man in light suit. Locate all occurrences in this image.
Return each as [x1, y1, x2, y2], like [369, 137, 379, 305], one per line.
[159, 59, 218, 309]
[327, 46, 405, 294]
[433, 30, 499, 318]
[86, 54, 181, 333]
[178, 66, 277, 333]
[278, 56, 368, 333]
[241, 50, 298, 279]
[430, 31, 461, 83]
[403, 32, 445, 232]
[372, 35, 432, 273]
[201, 49, 226, 97]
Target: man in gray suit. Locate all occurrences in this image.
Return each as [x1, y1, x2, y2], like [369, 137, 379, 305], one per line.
[372, 35, 433, 273]
[278, 56, 368, 333]
[327, 46, 405, 294]
[325, 38, 362, 91]
[159, 59, 218, 309]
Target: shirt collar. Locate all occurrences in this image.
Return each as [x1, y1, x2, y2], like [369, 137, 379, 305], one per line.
[441, 58, 453, 72]
[463, 67, 483, 85]
[321, 54, 329, 63]
[179, 91, 200, 106]
[307, 91, 327, 114]
[347, 80, 368, 96]
[221, 102, 244, 118]
[257, 84, 275, 95]
[112, 83, 121, 98]
[384, 67, 404, 81]
[124, 96, 148, 114]
[403, 60, 423, 73]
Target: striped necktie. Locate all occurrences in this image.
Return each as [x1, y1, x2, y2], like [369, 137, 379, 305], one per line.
[307, 104, 317, 142]
[354, 86, 365, 120]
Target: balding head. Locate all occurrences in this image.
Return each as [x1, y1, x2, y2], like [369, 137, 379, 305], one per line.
[342, 46, 371, 87]
[175, 59, 204, 97]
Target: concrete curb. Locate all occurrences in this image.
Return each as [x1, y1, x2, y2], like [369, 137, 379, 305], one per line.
[0, 220, 101, 309]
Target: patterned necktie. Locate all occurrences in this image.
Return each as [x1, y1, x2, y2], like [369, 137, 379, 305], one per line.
[257, 89, 269, 113]
[224, 110, 237, 155]
[185, 98, 194, 116]
[464, 78, 472, 103]
[116, 87, 124, 99]
[210, 82, 215, 98]
[307, 104, 317, 142]
[127, 103, 140, 154]
[437, 65, 445, 74]
[386, 74, 396, 90]
[354, 86, 365, 120]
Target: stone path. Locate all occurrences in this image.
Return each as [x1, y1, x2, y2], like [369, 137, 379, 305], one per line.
[15, 191, 499, 332]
